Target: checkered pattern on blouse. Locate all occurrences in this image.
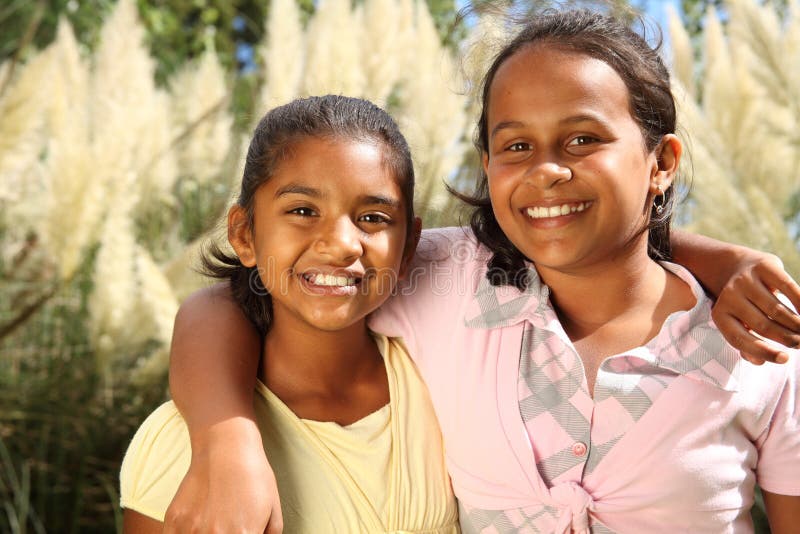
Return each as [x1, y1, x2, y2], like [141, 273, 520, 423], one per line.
[460, 263, 740, 533]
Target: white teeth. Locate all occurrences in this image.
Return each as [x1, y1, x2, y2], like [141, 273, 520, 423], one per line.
[526, 202, 589, 219]
[309, 273, 356, 287]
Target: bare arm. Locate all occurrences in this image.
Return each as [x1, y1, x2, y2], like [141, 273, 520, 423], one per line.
[164, 283, 282, 533]
[123, 510, 163, 534]
[672, 229, 800, 364]
[762, 490, 800, 534]
[168, 283, 260, 434]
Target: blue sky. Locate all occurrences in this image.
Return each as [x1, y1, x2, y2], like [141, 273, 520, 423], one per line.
[645, 0, 682, 33]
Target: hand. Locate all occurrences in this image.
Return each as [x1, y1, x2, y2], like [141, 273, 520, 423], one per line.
[163, 419, 283, 534]
[711, 253, 800, 365]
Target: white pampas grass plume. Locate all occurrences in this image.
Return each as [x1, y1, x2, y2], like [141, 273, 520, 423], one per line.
[728, 0, 789, 106]
[671, 0, 800, 279]
[397, 1, 468, 214]
[360, 0, 403, 105]
[0, 50, 51, 207]
[459, 10, 506, 129]
[136, 90, 179, 212]
[163, 237, 209, 301]
[302, 0, 366, 96]
[129, 244, 180, 380]
[89, 197, 139, 400]
[666, 4, 694, 97]
[170, 49, 232, 187]
[40, 19, 105, 279]
[89, 193, 180, 391]
[395, 0, 416, 69]
[257, 0, 304, 114]
[91, 0, 177, 209]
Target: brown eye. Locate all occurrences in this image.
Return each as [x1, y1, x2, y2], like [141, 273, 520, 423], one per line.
[288, 207, 316, 217]
[359, 213, 390, 224]
[568, 135, 599, 146]
[507, 142, 532, 152]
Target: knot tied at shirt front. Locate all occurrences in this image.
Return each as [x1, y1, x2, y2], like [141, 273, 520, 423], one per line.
[550, 482, 595, 534]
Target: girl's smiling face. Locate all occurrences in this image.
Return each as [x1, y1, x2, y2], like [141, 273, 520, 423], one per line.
[229, 136, 416, 334]
[483, 44, 679, 279]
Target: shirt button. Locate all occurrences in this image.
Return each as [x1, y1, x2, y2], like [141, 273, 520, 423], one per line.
[572, 442, 588, 457]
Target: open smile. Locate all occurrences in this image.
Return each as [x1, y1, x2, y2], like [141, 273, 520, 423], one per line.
[302, 273, 360, 287]
[299, 270, 364, 296]
[525, 201, 591, 220]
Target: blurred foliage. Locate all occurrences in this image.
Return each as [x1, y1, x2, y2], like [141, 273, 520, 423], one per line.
[0, 0, 457, 84]
[680, 0, 788, 42]
[1, 262, 169, 533]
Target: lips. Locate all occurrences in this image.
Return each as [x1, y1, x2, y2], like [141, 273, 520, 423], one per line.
[525, 201, 590, 219]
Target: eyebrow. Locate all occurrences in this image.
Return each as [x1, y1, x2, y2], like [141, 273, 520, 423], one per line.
[559, 113, 611, 128]
[489, 113, 612, 140]
[274, 184, 325, 199]
[490, 120, 525, 140]
[360, 194, 402, 209]
[275, 184, 401, 209]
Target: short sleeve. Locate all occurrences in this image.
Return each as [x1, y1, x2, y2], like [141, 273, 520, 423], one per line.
[120, 401, 192, 521]
[755, 355, 800, 495]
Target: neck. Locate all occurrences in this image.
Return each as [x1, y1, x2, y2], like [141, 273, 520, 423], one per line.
[260, 317, 379, 394]
[537, 245, 667, 341]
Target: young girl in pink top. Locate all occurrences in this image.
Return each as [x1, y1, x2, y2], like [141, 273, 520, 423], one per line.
[162, 10, 800, 534]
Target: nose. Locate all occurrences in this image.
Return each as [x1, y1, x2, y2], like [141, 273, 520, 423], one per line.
[525, 159, 572, 189]
[314, 216, 364, 264]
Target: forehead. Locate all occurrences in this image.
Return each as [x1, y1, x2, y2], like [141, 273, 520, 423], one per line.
[269, 136, 406, 201]
[487, 44, 633, 124]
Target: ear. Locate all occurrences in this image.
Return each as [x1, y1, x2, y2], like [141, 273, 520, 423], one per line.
[227, 205, 257, 268]
[650, 134, 682, 193]
[482, 151, 490, 176]
[399, 216, 422, 280]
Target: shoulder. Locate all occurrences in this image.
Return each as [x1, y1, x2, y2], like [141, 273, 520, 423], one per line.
[120, 401, 191, 521]
[122, 402, 190, 471]
[415, 226, 486, 264]
[399, 226, 492, 292]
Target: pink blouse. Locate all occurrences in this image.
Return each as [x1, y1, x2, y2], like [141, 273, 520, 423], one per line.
[370, 227, 800, 533]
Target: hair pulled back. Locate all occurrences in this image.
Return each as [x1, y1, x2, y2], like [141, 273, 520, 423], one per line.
[202, 95, 415, 334]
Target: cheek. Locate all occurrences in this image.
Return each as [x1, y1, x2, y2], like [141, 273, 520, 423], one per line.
[371, 232, 405, 270]
[487, 171, 518, 227]
[256, 255, 286, 294]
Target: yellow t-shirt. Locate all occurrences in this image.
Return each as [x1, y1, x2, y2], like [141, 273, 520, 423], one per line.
[120, 334, 459, 533]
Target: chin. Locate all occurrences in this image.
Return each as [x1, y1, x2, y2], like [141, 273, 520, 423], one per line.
[305, 314, 362, 332]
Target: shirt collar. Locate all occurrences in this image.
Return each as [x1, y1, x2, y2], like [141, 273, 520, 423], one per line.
[463, 264, 550, 330]
[464, 261, 742, 392]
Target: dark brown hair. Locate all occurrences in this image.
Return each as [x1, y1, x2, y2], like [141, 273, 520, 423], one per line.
[458, 9, 679, 289]
[202, 95, 415, 334]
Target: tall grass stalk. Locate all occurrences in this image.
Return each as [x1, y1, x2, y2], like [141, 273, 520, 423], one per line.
[669, 0, 800, 279]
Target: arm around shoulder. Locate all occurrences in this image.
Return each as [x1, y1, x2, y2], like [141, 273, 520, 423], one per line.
[671, 230, 800, 364]
[169, 282, 261, 433]
[164, 283, 283, 533]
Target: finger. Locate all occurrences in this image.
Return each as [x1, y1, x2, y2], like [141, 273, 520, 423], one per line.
[716, 290, 800, 348]
[265, 503, 284, 534]
[742, 298, 800, 349]
[756, 263, 800, 313]
[715, 313, 791, 364]
[745, 277, 800, 332]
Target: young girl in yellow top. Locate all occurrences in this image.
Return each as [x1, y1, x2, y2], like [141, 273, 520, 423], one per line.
[120, 95, 459, 533]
